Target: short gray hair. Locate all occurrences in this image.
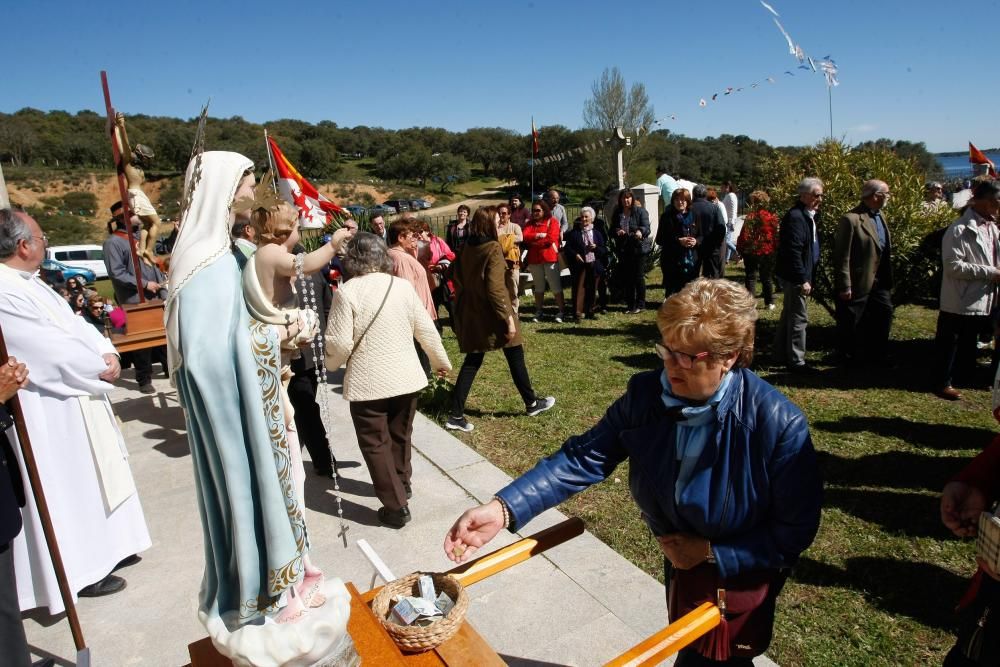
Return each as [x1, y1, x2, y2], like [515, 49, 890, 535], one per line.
[580, 206, 595, 219]
[692, 184, 708, 199]
[797, 177, 823, 195]
[341, 231, 393, 278]
[0, 208, 31, 260]
[860, 179, 887, 199]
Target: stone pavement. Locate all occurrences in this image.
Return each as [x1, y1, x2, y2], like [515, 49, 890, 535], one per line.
[23, 369, 777, 666]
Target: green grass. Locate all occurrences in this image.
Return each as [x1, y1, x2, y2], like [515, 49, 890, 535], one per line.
[430, 268, 988, 666]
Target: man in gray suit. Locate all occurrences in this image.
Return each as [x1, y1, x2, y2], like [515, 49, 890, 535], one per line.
[833, 180, 894, 366]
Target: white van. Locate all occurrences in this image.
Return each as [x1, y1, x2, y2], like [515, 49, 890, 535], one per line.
[46, 245, 108, 279]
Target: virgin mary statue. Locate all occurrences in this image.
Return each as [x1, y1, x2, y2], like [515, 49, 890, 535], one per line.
[166, 151, 354, 666]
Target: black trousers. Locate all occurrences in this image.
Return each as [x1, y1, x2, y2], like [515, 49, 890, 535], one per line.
[570, 264, 598, 316]
[743, 255, 774, 306]
[349, 393, 417, 511]
[834, 287, 894, 362]
[451, 345, 536, 417]
[287, 368, 333, 474]
[620, 255, 647, 309]
[0, 543, 30, 667]
[933, 311, 993, 388]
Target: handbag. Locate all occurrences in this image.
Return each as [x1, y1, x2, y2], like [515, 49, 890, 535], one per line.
[345, 277, 393, 365]
[667, 561, 787, 660]
[953, 570, 1000, 665]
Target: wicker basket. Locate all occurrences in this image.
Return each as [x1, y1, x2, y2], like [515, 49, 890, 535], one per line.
[372, 572, 469, 652]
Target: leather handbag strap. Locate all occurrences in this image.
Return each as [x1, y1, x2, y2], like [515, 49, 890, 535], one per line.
[346, 276, 393, 364]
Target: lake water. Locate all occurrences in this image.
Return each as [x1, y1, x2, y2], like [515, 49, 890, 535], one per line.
[936, 152, 1000, 179]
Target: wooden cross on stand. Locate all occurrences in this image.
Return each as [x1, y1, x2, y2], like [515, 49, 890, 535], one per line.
[610, 126, 632, 191]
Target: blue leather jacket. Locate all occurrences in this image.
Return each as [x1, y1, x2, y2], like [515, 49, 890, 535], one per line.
[497, 368, 822, 579]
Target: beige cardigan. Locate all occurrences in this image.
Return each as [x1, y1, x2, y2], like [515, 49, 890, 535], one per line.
[325, 272, 451, 402]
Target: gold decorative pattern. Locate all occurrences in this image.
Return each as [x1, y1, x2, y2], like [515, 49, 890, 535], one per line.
[243, 318, 309, 616]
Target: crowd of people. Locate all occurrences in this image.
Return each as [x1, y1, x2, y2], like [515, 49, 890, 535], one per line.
[5, 157, 1000, 664]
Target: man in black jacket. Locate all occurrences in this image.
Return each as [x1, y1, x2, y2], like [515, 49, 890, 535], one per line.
[692, 184, 726, 278]
[0, 356, 48, 667]
[775, 177, 824, 372]
[289, 244, 336, 477]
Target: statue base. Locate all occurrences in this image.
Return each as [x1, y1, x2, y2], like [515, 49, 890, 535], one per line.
[197, 578, 355, 667]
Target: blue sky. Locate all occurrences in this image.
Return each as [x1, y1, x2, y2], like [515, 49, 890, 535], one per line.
[1, 0, 988, 153]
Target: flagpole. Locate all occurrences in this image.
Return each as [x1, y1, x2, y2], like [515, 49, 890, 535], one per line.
[264, 129, 277, 191]
[530, 116, 535, 202]
[828, 85, 833, 140]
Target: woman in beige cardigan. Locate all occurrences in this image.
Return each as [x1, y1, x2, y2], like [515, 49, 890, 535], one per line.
[325, 233, 451, 528]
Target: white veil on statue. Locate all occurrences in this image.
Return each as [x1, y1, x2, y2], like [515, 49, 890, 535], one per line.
[165, 151, 253, 377]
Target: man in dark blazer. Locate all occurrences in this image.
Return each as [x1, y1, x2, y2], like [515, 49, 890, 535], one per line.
[289, 244, 336, 477]
[692, 184, 727, 278]
[833, 180, 894, 365]
[775, 177, 824, 372]
[0, 356, 39, 667]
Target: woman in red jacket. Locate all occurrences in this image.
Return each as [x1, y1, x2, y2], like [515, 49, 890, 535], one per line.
[522, 200, 565, 323]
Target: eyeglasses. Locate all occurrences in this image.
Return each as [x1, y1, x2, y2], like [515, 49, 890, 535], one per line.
[876, 191, 891, 198]
[531, 208, 543, 213]
[654, 343, 712, 368]
[30, 234, 48, 245]
[810, 192, 824, 198]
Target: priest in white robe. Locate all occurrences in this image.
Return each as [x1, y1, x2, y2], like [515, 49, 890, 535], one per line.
[0, 208, 151, 614]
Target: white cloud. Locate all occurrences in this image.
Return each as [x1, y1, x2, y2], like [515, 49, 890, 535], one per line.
[848, 123, 878, 133]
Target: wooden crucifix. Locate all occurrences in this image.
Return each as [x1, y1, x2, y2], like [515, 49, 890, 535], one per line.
[101, 71, 146, 304]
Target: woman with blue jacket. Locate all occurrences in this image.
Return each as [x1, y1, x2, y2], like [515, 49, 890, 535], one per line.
[444, 278, 822, 665]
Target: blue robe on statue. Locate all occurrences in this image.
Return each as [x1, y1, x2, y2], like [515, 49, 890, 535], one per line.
[173, 251, 306, 629]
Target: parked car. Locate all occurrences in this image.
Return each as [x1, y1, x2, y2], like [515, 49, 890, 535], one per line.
[410, 199, 432, 210]
[368, 204, 397, 217]
[344, 205, 367, 218]
[46, 244, 108, 279]
[40, 258, 97, 286]
[383, 199, 411, 214]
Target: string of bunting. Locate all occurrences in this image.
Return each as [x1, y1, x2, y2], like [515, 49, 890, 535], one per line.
[653, 2, 838, 124]
[532, 138, 615, 166]
[531, 2, 840, 168]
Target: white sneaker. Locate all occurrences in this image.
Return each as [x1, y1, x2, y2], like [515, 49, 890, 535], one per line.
[767, 304, 776, 311]
[445, 416, 474, 432]
[554, 314, 563, 323]
[526, 396, 556, 416]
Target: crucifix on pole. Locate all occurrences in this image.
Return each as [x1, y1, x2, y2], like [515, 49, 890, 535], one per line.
[610, 126, 631, 191]
[101, 71, 146, 304]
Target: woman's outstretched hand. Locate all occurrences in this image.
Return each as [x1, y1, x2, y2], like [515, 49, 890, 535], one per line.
[443, 499, 506, 564]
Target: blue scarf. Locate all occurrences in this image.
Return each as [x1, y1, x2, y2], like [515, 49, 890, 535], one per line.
[659, 369, 734, 503]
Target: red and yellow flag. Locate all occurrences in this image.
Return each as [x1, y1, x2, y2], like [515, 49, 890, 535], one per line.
[531, 118, 539, 157]
[267, 136, 345, 229]
[969, 141, 997, 177]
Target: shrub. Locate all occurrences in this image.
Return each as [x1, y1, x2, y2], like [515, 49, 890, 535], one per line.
[758, 140, 954, 310]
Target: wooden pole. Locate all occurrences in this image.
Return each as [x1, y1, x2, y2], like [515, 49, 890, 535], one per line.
[360, 517, 585, 603]
[603, 602, 720, 667]
[101, 71, 146, 304]
[0, 323, 88, 653]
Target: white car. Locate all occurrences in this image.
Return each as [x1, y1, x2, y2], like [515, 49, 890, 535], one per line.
[46, 245, 108, 279]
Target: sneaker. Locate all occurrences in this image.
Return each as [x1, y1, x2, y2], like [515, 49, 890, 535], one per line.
[445, 416, 475, 432]
[554, 314, 563, 323]
[526, 396, 556, 417]
[139, 383, 155, 395]
[531, 313, 542, 323]
[767, 303, 776, 311]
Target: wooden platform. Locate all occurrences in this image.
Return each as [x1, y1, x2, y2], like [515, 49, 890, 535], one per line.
[187, 582, 503, 667]
[110, 300, 166, 354]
